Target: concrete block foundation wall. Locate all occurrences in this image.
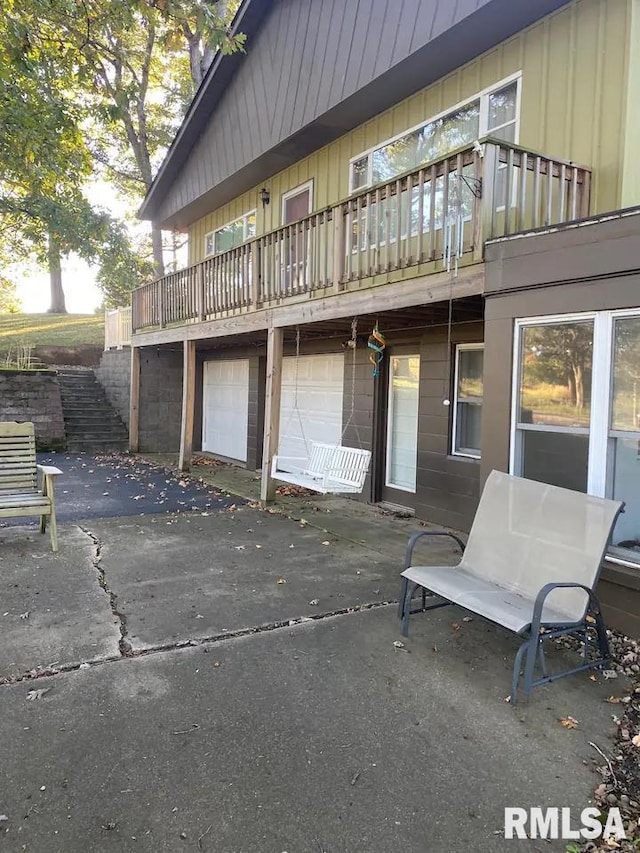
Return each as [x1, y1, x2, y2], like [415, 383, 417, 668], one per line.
[95, 349, 131, 427]
[138, 347, 183, 452]
[0, 370, 65, 450]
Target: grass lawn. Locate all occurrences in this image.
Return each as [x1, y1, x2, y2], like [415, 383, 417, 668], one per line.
[0, 313, 104, 353]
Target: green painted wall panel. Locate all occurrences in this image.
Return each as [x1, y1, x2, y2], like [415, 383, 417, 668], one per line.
[189, 0, 631, 265]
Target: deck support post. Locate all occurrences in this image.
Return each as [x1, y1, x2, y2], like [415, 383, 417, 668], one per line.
[178, 339, 196, 472]
[129, 345, 140, 453]
[260, 326, 284, 503]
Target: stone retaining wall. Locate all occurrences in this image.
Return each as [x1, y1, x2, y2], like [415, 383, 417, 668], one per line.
[0, 369, 65, 449]
[95, 349, 131, 427]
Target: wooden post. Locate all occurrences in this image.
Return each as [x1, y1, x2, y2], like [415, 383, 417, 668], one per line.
[260, 326, 284, 504]
[332, 204, 345, 291]
[178, 339, 196, 472]
[129, 346, 140, 453]
[196, 263, 205, 321]
[158, 280, 166, 328]
[474, 141, 499, 260]
[252, 240, 261, 307]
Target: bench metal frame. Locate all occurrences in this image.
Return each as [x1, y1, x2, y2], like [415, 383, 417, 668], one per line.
[397, 474, 622, 704]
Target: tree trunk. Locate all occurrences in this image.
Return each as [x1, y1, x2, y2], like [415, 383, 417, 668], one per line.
[151, 225, 165, 279]
[572, 362, 584, 410]
[47, 232, 67, 314]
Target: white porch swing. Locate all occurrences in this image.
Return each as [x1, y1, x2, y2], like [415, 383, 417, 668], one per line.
[271, 319, 372, 495]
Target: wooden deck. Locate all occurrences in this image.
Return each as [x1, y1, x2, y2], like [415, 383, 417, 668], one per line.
[131, 138, 591, 341]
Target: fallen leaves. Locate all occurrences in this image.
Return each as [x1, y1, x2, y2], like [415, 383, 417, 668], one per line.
[559, 716, 579, 729]
[26, 688, 50, 701]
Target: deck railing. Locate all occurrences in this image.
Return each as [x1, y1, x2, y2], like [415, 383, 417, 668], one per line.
[132, 139, 591, 333]
[104, 306, 132, 349]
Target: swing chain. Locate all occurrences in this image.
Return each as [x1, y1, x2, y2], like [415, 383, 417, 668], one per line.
[342, 317, 362, 448]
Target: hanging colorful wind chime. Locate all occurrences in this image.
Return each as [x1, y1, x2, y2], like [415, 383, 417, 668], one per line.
[367, 324, 386, 377]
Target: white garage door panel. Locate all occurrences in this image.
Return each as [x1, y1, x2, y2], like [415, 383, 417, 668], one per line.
[279, 354, 344, 460]
[203, 359, 249, 461]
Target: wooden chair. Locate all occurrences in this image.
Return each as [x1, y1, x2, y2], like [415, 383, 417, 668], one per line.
[0, 422, 62, 552]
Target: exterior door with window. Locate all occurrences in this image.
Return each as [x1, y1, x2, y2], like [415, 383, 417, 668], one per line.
[381, 353, 420, 506]
[281, 182, 312, 292]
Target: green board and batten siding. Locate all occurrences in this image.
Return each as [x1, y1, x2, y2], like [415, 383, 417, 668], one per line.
[189, 0, 631, 266]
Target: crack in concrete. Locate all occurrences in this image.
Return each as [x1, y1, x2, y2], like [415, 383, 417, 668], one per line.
[0, 599, 397, 687]
[79, 525, 131, 656]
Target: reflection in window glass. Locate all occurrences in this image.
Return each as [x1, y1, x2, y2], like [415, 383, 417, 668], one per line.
[371, 102, 479, 185]
[350, 78, 520, 192]
[386, 356, 420, 492]
[611, 316, 640, 432]
[488, 82, 517, 131]
[609, 437, 640, 558]
[214, 220, 244, 254]
[351, 157, 369, 190]
[519, 322, 593, 428]
[206, 211, 256, 257]
[490, 122, 516, 144]
[514, 313, 640, 566]
[609, 316, 640, 559]
[454, 346, 483, 456]
[521, 431, 589, 493]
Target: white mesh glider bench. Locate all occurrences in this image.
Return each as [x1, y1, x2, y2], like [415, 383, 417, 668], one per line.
[0, 421, 62, 552]
[398, 471, 623, 703]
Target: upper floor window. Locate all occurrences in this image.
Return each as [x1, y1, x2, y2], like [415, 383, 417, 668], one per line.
[204, 210, 256, 257]
[350, 75, 520, 192]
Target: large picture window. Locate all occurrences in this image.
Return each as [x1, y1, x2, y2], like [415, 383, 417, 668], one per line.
[204, 210, 256, 257]
[512, 312, 640, 567]
[349, 75, 520, 192]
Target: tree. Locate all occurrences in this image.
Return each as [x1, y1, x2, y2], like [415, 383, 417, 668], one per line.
[522, 323, 593, 412]
[1, 0, 244, 310]
[0, 276, 20, 313]
[0, 32, 95, 312]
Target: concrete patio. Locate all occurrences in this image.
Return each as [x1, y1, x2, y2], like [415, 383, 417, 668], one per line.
[0, 454, 622, 852]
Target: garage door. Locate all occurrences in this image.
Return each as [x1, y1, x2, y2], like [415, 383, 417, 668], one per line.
[202, 359, 249, 461]
[279, 354, 344, 459]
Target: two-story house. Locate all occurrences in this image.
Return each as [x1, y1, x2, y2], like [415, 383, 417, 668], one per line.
[130, 0, 640, 634]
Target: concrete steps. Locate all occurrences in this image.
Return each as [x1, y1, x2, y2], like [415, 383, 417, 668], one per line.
[58, 369, 129, 452]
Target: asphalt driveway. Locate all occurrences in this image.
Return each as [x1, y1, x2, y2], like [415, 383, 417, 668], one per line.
[0, 452, 237, 527]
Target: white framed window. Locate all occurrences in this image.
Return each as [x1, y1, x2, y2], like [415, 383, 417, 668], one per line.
[349, 73, 521, 192]
[204, 210, 256, 257]
[511, 310, 640, 568]
[452, 344, 484, 458]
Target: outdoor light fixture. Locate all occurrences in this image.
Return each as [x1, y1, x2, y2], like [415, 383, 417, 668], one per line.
[260, 187, 270, 207]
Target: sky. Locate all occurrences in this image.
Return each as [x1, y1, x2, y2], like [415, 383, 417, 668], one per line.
[15, 180, 134, 315]
[16, 256, 103, 314]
